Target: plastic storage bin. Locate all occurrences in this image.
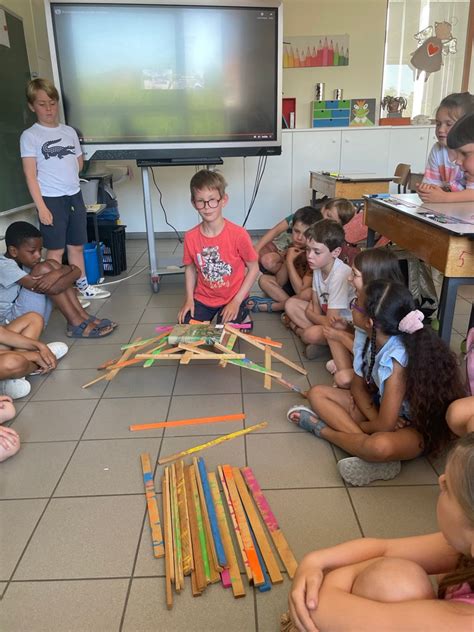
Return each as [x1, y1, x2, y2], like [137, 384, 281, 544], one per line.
[99, 225, 127, 276]
[83, 242, 104, 284]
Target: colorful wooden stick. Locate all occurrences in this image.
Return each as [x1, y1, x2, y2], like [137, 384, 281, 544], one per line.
[158, 422, 268, 465]
[170, 464, 184, 591]
[249, 524, 272, 592]
[162, 468, 173, 609]
[197, 458, 227, 568]
[140, 453, 164, 558]
[189, 465, 212, 584]
[217, 465, 252, 583]
[129, 413, 245, 432]
[232, 467, 283, 584]
[264, 343, 272, 390]
[241, 466, 298, 578]
[221, 465, 265, 586]
[208, 471, 245, 598]
[175, 460, 193, 575]
[193, 458, 222, 580]
[184, 465, 207, 591]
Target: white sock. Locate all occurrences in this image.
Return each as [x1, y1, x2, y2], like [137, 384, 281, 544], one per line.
[76, 276, 89, 291]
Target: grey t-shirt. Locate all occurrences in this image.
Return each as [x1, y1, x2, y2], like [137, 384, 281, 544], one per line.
[0, 255, 27, 322]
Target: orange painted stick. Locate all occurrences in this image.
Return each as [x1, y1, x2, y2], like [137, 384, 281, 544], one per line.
[130, 413, 245, 432]
[244, 333, 283, 348]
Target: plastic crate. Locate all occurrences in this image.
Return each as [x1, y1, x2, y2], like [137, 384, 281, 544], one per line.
[98, 225, 127, 276]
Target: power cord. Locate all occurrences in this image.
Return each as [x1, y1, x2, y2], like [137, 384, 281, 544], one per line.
[242, 155, 268, 227]
[150, 167, 183, 243]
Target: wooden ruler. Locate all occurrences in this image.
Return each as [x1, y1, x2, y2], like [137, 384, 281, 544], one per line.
[186, 465, 210, 588]
[241, 467, 298, 578]
[162, 468, 173, 609]
[175, 460, 193, 575]
[139, 453, 164, 558]
[170, 464, 184, 591]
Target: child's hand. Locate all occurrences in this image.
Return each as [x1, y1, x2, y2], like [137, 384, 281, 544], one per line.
[417, 185, 449, 203]
[178, 300, 194, 324]
[0, 396, 13, 406]
[36, 343, 57, 370]
[327, 315, 347, 330]
[416, 182, 436, 193]
[289, 554, 324, 632]
[220, 298, 240, 323]
[322, 325, 341, 341]
[286, 246, 304, 263]
[0, 426, 19, 452]
[32, 269, 63, 293]
[38, 208, 54, 226]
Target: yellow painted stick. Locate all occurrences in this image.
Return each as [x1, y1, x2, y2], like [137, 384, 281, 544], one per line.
[170, 464, 184, 591]
[140, 453, 164, 558]
[130, 413, 245, 432]
[158, 422, 268, 465]
[175, 460, 193, 575]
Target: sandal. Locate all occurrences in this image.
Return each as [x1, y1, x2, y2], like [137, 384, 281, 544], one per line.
[245, 296, 274, 313]
[66, 320, 114, 338]
[280, 312, 291, 328]
[286, 405, 327, 437]
[86, 315, 118, 329]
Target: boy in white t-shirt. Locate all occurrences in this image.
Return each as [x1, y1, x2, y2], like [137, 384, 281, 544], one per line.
[284, 219, 355, 360]
[20, 78, 109, 300]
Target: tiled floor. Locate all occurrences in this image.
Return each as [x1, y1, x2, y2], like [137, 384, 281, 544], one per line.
[1, 238, 472, 631]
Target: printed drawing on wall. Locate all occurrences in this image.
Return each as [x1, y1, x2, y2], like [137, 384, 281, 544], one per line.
[410, 20, 457, 82]
[283, 35, 349, 68]
[349, 98, 376, 126]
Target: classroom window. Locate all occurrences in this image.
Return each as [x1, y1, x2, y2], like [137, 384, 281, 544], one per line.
[382, 0, 470, 119]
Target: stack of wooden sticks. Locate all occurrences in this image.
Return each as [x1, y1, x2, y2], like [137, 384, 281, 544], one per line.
[140, 453, 298, 609]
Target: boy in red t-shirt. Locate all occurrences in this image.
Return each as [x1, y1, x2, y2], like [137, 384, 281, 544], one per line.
[178, 170, 259, 326]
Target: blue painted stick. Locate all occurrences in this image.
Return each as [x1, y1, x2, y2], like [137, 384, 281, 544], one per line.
[197, 458, 227, 568]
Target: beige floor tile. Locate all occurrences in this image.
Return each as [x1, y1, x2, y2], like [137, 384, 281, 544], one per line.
[139, 306, 180, 323]
[264, 488, 362, 561]
[243, 392, 305, 433]
[102, 294, 150, 310]
[255, 579, 293, 632]
[349, 486, 439, 537]
[1, 579, 128, 631]
[122, 577, 256, 632]
[54, 438, 161, 496]
[96, 305, 147, 324]
[165, 393, 244, 436]
[31, 369, 108, 401]
[252, 318, 295, 339]
[0, 442, 76, 499]
[15, 495, 145, 579]
[12, 400, 96, 442]
[84, 396, 170, 439]
[134, 516, 165, 577]
[102, 365, 177, 398]
[112, 282, 156, 297]
[241, 366, 310, 395]
[303, 360, 335, 387]
[454, 297, 473, 315]
[56, 343, 125, 370]
[0, 499, 47, 579]
[246, 434, 342, 488]
[173, 363, 242, 395]
[241, 336, 303, 364]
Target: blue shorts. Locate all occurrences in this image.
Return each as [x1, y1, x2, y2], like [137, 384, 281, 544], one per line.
[40, 191, 88, 250]
[183, 299, 249, 324]
[3, 288, 53, 327]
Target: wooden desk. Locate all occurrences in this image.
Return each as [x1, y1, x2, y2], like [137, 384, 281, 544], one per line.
[310, 172, 392, 204]
[364, 194, 474, 342]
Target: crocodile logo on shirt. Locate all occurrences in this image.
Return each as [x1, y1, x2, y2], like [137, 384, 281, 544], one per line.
[41, 139, 75, 160]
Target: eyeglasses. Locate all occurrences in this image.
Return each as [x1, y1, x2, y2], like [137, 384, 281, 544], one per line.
[193, 198, 221, 210]
[350, 297, 368, 316]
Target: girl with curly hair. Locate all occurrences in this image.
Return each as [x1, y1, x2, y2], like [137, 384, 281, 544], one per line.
[284, 433, 474, 632]
[287, 279, 466, 485]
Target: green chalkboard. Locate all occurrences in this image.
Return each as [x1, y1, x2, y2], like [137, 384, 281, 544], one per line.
[0, 6, 35, 214]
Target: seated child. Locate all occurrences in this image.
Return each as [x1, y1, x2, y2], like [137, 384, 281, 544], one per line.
[247, 206, 322, 313]
[0, 396, 19, 462]
[284, 219, 355, 360]
[0, 311, 67, 399]
[288, 279, 465, 485]
[285, 434, 474, 632]
[178, 170, 259, 326]
[1, 222, 115, 338]
[418, 92, 474, 203]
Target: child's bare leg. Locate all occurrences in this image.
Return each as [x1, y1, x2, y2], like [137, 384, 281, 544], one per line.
[334, 368, 354, 388]
[4, 313, 44, 341]
[258, 275, 290, 311]
[285, 297, 312, 332]
[0, 352, 33, 380]
[352, 558, 435, 602]
[260, 251, 284, 275]
[0, 397, 16, 424]
[446, 397, 474, 437]
[66, 244, 86, 277]
[44, 248, 65, 266]
[300, 324, 327, 345]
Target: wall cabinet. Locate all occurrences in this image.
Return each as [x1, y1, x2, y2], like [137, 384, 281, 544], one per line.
[340, 128, 390, 176]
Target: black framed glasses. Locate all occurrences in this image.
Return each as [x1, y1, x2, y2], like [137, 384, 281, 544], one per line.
[350, 297, 368, 316]
[193, 198, 222, 210]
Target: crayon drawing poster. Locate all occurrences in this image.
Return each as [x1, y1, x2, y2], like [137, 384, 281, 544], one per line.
[283, 35, 349, 68]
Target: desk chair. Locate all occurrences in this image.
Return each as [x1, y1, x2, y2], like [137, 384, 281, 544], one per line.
[393, 163, 411, 193]
[407, 172, 424, 192]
